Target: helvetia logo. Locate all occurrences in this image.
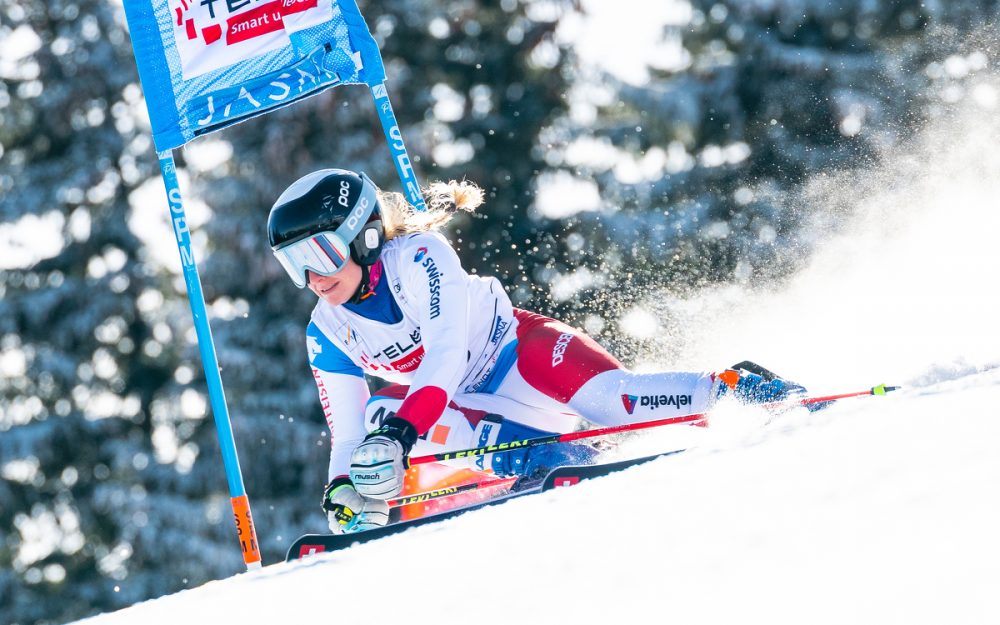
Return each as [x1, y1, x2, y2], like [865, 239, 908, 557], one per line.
[622, 393, 693, 414]
[621, 394, 639, 415]
[413, 247, 428, 262]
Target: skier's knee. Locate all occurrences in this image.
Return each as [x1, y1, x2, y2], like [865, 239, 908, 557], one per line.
[364, 395, 405, 431]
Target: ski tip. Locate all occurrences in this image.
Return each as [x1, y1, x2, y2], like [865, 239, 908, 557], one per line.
[872, 384, 901, 396]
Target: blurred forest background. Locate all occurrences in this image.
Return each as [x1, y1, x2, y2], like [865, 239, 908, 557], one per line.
[1, 1, 998, 623]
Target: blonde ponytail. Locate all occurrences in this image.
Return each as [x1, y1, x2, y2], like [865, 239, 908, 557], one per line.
[379, 180, 484, 241]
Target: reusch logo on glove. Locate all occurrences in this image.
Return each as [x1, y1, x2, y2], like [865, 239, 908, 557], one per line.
[621, 393, 692, 414]
[353, 473, 381, 480]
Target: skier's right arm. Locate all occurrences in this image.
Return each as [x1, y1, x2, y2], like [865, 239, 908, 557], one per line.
[307, 322, 369, 481]
[308, 323, 391, 533]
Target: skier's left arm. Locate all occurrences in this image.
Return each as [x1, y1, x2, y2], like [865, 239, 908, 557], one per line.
[393, 233, 471, 433]
[349, 233, 472, 499]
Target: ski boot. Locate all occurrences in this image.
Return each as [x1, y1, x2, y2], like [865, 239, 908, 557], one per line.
[714, 360, 812, 406]
[472, 414, 601, 483]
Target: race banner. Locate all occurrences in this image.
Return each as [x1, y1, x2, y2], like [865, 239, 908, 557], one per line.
[123, 0, 387, 151]
[124, 0, 425, 572]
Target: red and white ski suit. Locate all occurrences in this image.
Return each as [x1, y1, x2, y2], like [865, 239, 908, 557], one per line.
[307, 231, 715, 479]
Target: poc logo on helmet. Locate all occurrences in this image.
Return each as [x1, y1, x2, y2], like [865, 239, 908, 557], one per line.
[338, 180, 351, 207]
[338, 179, 370, 230]
[344, 192, 369, 231]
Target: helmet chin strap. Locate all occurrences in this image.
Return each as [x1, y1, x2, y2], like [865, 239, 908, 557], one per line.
[348, 263, 373, 304]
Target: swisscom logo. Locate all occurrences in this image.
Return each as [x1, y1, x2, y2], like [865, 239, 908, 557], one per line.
[413, 247, 428, 262]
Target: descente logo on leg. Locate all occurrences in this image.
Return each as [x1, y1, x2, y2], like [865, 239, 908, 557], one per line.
[551, 333, 573, 366]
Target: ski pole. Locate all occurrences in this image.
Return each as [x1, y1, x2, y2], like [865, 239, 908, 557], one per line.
[799, 384, 900, 406]
[407, 412, 707, 466]
[407, 384, 900, 466]
[388, 475, 519, 508]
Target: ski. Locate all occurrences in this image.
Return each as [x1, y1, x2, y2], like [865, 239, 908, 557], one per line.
[286, 381, 902, 561]
[287, 485, 539, 561]
[541, 450, 685, 489]
[286, 448, 686, 561]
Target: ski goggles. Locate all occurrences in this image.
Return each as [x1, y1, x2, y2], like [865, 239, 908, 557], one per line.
[272, 230, 353, 288]
[271, 174, 379, 288]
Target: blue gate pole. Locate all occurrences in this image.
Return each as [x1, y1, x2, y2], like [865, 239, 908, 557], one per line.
[369, 82, 427, 211]
[157, 151, 262, 570]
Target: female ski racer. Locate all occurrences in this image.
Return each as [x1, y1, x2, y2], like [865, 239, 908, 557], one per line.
[267, 169, 805, 534]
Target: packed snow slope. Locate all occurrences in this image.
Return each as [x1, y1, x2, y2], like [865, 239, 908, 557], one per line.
[74, 109, 1000, 625]
[72, 374, 1000, 625]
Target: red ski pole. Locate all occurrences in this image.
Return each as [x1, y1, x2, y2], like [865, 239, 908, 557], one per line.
[407, 384, 900, 467]
[798, 383, 900, 406]
[407, 412, 707, 467]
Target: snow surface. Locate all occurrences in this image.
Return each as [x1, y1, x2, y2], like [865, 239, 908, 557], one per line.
[71, 109, 1000, 624]
[69, 370, 1000, 625]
